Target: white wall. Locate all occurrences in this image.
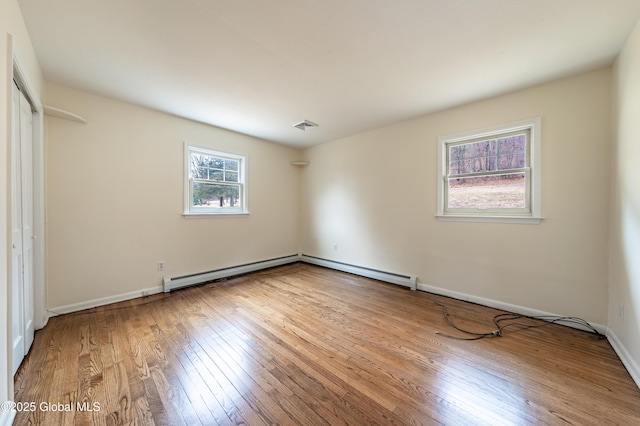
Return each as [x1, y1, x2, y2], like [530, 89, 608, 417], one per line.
[1, 0, 44, 422]
[301, 68, 612, 325]
[45, 83, 302, 310]
[609, 19, 640, 384]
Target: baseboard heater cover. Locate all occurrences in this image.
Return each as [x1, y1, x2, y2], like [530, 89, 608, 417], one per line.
[163, 254, 300, 292]
[299, 254, 417, 290]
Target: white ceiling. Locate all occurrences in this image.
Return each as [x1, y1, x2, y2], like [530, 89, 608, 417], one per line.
[18, 0, 640, 148]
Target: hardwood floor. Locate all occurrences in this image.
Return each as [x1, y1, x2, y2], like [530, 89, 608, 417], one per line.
[13, 263, 640, 425]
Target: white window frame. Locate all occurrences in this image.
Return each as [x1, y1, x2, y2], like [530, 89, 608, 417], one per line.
[436, 117, 542, 224]
[184, 143, 248, 216]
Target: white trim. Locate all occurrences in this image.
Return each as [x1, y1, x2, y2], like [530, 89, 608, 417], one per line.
[11, 53, 42, 112]
[437, 117, 542, 222]
[0, 409, 16, 426]
[417, 281, 607, 335]
[606, 329, 640, 389]
[183, 212, 250, 218]
[2, 35, 13, 422]
[47, 285, 164, 316]
[436, 215, 543, 224]
[163, 254, 300, 292]
[184, 142, 248, 215]
[300, 255, 417, 290]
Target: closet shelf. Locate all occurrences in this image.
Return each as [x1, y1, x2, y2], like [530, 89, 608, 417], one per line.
[43, 105, 86, 123]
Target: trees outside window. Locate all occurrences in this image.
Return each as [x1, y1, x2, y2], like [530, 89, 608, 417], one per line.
[437, 118, 541, 223]
[184, 145, 247, 215]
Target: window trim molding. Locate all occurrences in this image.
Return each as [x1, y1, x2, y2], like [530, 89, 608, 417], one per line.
[436, 117, 542, 223]
[183, 142, 249, 216]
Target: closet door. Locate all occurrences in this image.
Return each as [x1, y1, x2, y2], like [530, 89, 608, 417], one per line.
[19, 85, 35, 356]
[11, 82, 35, 374]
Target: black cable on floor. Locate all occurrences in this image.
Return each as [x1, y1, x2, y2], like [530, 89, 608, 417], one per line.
[434, 301, 606, 341]
[434, 302, 500, 340]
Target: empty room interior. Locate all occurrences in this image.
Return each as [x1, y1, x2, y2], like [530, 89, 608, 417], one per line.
[3, 0, 640, 424]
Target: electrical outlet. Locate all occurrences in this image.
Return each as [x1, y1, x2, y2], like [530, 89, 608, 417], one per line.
[158, 261, 165, 271]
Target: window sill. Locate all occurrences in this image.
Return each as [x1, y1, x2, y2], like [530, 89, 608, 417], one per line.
[183, 211, 250, 218]
[435, 215, 543, 224]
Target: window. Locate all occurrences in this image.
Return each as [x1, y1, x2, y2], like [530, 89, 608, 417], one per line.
[437, 118, 541, 223]
[184, 144, 247, 215]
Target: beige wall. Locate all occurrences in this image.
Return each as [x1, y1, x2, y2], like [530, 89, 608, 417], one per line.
[45, 84, 302, 309]
[301, 68, 612, 324]
[610, 20, 640, 379]
[7, 5, 640, 405]
[1, 0, 44, 415]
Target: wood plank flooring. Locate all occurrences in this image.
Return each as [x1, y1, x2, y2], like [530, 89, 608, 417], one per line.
[13, 263, 640, 425]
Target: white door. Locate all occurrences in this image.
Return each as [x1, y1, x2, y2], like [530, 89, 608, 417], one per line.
[11, 82, 35, 375]
[20, 84, 35, 355]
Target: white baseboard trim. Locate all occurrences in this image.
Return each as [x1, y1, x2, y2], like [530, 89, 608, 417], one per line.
[163, 254, 301, 292]
[48, 253, 417, 315]
[48, 255, 302, 315]
[300, 254, 417, 290]
[0, 409, 16, 426]
[417, 281, 607, 335]
[48, 285, 164, 317]
[606, 329, 640, 389]
[37, 312, 50, 331]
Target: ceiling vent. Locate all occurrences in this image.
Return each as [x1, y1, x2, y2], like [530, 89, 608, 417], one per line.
[293, 120, 318, 131]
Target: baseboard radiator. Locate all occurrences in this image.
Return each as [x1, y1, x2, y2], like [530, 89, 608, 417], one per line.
[298, 254, 417, 290]
[163, 254, 300, 292]
[163, 253, 417, 292]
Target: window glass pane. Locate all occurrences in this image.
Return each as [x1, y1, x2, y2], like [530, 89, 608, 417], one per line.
[225, 171, 238, 182]
[190, 154, 209, 179]
[496, 134, 526, 170]
[193, 167, 209, 179]
[209, 157, 225, 169]
[448, 173, 526, 209]
[210, 170, 224, 181]
[449, 159, 473, 175]
[191, 152, 242, 183]
[449, 133, 527, 176]
[449, 140, 497, 176]
[225, 159, 239, 171]
[192, 182, 241, 209]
